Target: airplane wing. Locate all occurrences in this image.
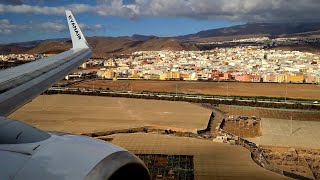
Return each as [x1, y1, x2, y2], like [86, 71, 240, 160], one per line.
[0, 10, 150, 180]
[0, 10, 91, 117]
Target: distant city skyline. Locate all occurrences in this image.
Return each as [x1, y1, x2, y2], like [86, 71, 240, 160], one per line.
[1, 0, 320, 43]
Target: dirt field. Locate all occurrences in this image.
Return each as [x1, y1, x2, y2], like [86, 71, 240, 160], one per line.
[9, 94, 211, 134]
[71, 80, 320, 100]
[262, 146, 320, 179]
[248, 118, 320, 149]
[108, 133, 290, 180]
[218, 105, 320, 121]
[136, 154, 194, 179]
[222, 121, 261, 138]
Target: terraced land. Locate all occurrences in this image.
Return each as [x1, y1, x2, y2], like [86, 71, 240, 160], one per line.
[262, 146, 320, 179]
[108, 133, 289, 180]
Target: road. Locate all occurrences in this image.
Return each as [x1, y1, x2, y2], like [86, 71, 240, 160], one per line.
[48, 87, 320, 107]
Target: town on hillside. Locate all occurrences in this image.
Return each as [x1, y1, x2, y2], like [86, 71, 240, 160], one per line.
[1, 44, 320, 84]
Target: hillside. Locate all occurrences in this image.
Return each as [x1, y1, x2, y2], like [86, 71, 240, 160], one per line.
[268, 45, 320, 54]
[23, 37, 198, 58]
[0, 45, 31, 54]
[25, 41, 72, 54]
[177, 22, 320, 42]
[0, 38, 68, 55]
[86, 36, 133, 57]
[122, 37, 198, 52]
[2, 22, 320, 55]
[88, 36, 198, 57]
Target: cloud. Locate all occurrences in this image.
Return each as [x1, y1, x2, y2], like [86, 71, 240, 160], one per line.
[79, 23, 105, 32]
[0, 19, 104, 35]
[0, 19, 19, 35]
[0, 4, 94, 15]
[0, 19, 67, 34]
[131, 0, 320, 22]
[0, 0, 320, 22]
[40, 21, 67, 32]
[95, 0, 140, 18]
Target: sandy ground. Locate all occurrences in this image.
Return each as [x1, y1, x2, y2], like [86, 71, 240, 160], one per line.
[109, 133, 290, 180]
[222, 121, 261, 138]
[71, 80, 320, 100]
[248, 118, 320, 149]
[9, 94, 211, 134]
[7, 94, 296, 179]
[219, 105, 320, 121]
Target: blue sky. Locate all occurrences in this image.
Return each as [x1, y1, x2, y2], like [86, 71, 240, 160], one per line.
[0, 0, 242, 43]
[0, 0, 319, 44]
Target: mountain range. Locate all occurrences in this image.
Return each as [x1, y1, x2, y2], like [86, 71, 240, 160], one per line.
[1, 22, 320, 57]
[177, 22, 320, 42]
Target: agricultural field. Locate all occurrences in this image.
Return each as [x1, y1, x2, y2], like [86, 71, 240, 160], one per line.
[108, 133, 289, 180]
[262, 146, 320, 179]
[248, 118, 320, 149]
[71, 80, 320, 100]
[218, 105, 320, 121]
[9, 94, 211, 134]
[9, 93, 319, 179]
[222, 119, 261, 138]
[136, 154, 194, 180]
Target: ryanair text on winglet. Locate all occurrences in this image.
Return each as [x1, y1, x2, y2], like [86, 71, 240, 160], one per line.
[68, 15, 81, 40]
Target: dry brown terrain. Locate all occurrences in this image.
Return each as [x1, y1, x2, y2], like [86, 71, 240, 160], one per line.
[87, 36, 198, 57]
[26, 41, 71, 54]
[71, 80, 320, 100]
[185, 34, 268, 43]
[248, 118, 320, 149]
[262, 146, 320, 179]
[0, 37, 198, 58]
[108, 133, 289, 180]
[7, 94, 309, 179]
[218, 105, 320, 121]
[222, 121, 262, 138]
[9, 94, 211, 134]
[270, 45, 320, 54]
[22, 37, 198, 58]
[0, 44, 30, 54]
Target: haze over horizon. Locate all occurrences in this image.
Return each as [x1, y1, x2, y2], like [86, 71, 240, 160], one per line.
[1, 0, 320, 43]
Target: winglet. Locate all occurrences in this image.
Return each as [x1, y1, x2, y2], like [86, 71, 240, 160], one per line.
[65, 10, 89, 49]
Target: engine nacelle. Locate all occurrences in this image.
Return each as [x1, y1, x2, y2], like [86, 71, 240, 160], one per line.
[0, 117, 150, 180]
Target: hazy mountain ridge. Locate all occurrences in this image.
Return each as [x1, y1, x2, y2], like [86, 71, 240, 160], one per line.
[177, 22, 320, 41]
[13, 36, 197, 58]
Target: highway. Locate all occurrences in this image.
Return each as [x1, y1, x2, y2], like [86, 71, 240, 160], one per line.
[47, 87, 320, 107]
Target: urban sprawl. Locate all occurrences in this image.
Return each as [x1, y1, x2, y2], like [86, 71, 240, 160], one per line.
[1, 45, 320, 84]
